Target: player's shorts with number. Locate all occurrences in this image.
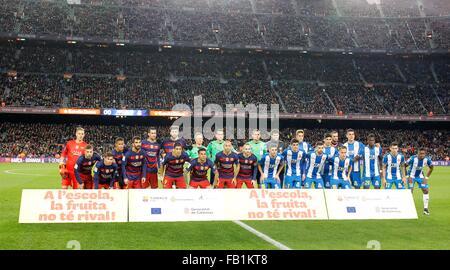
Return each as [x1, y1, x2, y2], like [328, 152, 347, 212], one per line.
[216, 178, 236, 189]
[144, 172, 158, 189]
[322, 175, 332, 189]
[304, 177, 324, 189]
[330, 178, 351, 189]
[409, 177, 429, 189]
[350, 171, 362, 188]
[127, 179, 142, 189]
[97, 183, 111, 189]
[385, 178, 405, 189]
[363, 176, 381, 188]
[190, 180, 210, 189]
[236, 179, 254, 189]
[261, 178, 280, 189]
[78, 174, 93, 189]
[163, 176, 186, 189]
[284, 175, 302, 189]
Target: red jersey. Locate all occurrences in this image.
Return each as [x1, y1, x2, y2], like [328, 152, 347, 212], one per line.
[61, 140, 87, 168]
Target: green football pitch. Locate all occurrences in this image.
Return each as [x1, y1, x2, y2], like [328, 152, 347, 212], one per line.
[0, 163, 449, 250]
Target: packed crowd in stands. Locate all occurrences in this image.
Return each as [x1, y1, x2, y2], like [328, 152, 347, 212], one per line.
[0, 0, 449, 50]
[0, 43, 448, 115]
[0, 122, 448, 161]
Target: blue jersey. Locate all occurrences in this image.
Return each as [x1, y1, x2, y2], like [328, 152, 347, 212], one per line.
[259, 153, 284, 179]
[141, 140, 161, 173]
[407, 155, 432, 179]
[187, 158, 215, 182]
[305, 152, 329, 179]
[344, 141, 364, 172]
[282, 149, 306, 177]
[162, 151, 190, 178]
[331, 156, 352, 181]
[237, 153, 258, 180]
[74, 153, 102, 184]
[215, 151, 239, 179]
[362, 145, 382, 178]
[93, 161, 118, 188]
[122, 149, 147, 181]
[383, 153, 405, 180]
[322, 146, 338, 176]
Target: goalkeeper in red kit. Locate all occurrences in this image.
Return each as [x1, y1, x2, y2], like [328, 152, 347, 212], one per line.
[59, 127, 87, 189]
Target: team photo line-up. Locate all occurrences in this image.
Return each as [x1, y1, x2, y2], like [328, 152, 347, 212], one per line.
[59, 126, 433, 214]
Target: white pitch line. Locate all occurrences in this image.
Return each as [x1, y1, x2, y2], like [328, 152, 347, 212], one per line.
[233, 220, 292, 250]
[3, 169, 51, 177]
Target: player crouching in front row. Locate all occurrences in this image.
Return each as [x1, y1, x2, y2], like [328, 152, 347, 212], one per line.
[258, 145, 284, 189]
[330, 146, 352, 189]
[74, 144, 101, 189]
[186, 148, 216, 189]
[94, 152, 118, 189]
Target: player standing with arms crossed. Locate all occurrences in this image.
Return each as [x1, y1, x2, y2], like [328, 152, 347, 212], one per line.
[59, 127, 87, 189]
[406, 148, 434, 215]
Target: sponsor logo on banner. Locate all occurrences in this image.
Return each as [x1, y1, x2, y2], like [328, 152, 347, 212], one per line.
[19, 190, 128, 223]
[128, 189, 328, 222]
[151, 208, 162, 215]
[325, 189, 417, 220]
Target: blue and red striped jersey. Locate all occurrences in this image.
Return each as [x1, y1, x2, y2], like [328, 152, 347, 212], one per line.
[187, 158, 215, 182]
[215, 151, 239, 179]
[237, 153, 258, 180]
[162, 151, 190, 178]
[112, 147, 127, 176]
[141, 140, 161, 173]
[74, 153, 101, 184]
[161, 137, 187, 154]
[122, 149, 147, 181]
[93, 161, 118, 188]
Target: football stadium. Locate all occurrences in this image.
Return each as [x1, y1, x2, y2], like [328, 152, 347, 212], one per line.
[0, 0, 449, 254]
